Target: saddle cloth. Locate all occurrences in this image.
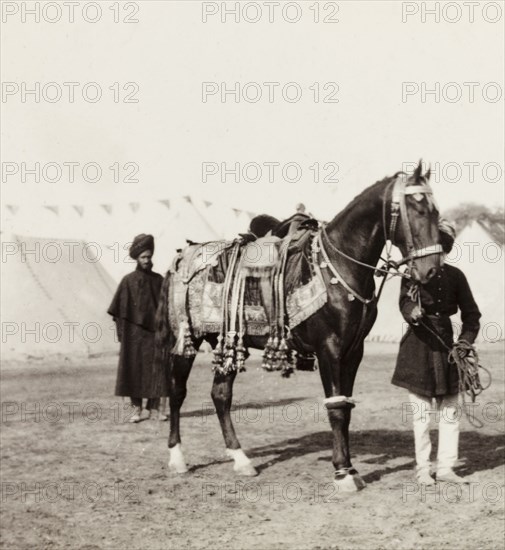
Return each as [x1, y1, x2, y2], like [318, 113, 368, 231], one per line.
[169, 229, 327, 339]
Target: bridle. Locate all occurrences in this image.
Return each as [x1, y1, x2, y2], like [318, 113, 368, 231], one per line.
[318, 172, 443, 303]
[384, 172, 443, 269]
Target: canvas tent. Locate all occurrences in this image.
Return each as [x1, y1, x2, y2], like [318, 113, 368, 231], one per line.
[1, 232, 118, 359]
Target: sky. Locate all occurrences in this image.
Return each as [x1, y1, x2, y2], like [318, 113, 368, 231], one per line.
[1, 0, 504, 234]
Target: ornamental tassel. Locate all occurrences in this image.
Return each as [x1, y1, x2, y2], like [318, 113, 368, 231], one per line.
[262, 335, 275, 370]
[262, 336, 279, 371]
[183, 321, 197, 358]
[286, 346, 296, 376]
[277, 337, 294, 378]
[265, 336, 278, 371]
[269, 335, 280, 371]
[235, 334, 247, 373]
[275, 336, 288, 368]
[222, 330, 237, 374]
[212, 333, 224, 372]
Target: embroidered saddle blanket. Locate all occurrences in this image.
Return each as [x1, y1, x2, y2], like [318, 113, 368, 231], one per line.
[169, 228, 327, 339]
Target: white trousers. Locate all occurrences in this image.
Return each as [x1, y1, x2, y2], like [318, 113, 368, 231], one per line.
[408, 392, 460, 474]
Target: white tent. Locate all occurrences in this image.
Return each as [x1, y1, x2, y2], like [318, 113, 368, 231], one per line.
[1, 232, 118, 359]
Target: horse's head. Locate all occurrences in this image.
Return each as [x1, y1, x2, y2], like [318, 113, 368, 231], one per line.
[389, 161, 441, 284]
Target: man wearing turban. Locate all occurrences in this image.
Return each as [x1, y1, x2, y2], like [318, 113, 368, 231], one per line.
[108, 234, 168, 422]
[392, 219, 481, 485]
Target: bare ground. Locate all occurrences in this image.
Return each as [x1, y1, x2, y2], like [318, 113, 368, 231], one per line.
[1, 344, 504, 550]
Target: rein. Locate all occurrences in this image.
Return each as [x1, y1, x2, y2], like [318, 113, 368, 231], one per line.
[318, 231, 375, 304]
[321, 225, 410, 279]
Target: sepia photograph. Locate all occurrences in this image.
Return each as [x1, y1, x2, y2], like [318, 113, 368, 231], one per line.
[1, 1, 504, 548]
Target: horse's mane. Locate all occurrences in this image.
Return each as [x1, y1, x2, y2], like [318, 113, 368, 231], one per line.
[333, 175, 394, 224]
[333, 169, 429, 224]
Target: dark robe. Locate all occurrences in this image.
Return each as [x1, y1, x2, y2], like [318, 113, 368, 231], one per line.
[107, 266, 167, 397]
[392, 264, 481, 398]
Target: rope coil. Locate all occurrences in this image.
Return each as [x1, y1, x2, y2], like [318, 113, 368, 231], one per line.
[418, 319, 492, 428]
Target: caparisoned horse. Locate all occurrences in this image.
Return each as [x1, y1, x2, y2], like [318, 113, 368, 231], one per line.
[155, 162, 442, 491]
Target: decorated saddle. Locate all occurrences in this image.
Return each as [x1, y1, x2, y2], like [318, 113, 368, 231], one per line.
[168, 220, 326, 376]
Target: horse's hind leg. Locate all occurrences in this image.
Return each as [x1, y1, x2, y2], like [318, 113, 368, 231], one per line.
[167, 350, 198, 474]
[211, 371, 258, 476]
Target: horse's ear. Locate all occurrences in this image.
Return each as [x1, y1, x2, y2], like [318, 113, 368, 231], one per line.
[425, 165, 431, 181]
[413, 159, 423, 182]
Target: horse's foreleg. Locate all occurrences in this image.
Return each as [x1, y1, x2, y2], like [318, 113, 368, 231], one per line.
[167, 353, 197, 474]
[317, 337, 366, 492]
[211, 371, 258, 477]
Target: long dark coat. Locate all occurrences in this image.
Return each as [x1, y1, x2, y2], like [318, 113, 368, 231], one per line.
[392, 264, 481, 398]
[108, 266, 167, 398]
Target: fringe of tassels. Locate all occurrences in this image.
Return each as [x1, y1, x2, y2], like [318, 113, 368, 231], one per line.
[262, 334, 295, 378]
[212, 331, 247, 375]
[176, 317, 299, 376]
[213, 330, 295, 377]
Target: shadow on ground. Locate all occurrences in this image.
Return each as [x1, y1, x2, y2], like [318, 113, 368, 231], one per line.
[180, 396, 309, 418]
[245, 430, 505, 482]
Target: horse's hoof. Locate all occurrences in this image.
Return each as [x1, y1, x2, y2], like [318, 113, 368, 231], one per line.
[226, 448, 257, 477]
[234, 463, 258, 477]
[333, 473, 366, 492]
[168, 461, 188, 474]
[168, 444, 188, 474]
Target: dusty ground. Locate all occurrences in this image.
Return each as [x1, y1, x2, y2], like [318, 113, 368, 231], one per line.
[1, 343, 504, 549]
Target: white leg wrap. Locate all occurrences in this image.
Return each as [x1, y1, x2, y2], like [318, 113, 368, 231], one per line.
[323, 396, 356, 405]
[168, 443, 188, 473]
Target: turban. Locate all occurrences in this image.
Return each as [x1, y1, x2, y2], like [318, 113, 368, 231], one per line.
[129, 233, 154, 259]
[438, 218, 456, 253]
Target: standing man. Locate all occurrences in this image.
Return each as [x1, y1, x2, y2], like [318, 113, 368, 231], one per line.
[392, 219, 481, 485]
[108, 234, 168, 422]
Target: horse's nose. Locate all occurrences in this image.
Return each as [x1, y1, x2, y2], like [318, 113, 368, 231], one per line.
[426, 267, 437, 281]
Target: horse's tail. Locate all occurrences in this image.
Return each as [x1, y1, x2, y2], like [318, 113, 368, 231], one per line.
[154, 271, 173, 370]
